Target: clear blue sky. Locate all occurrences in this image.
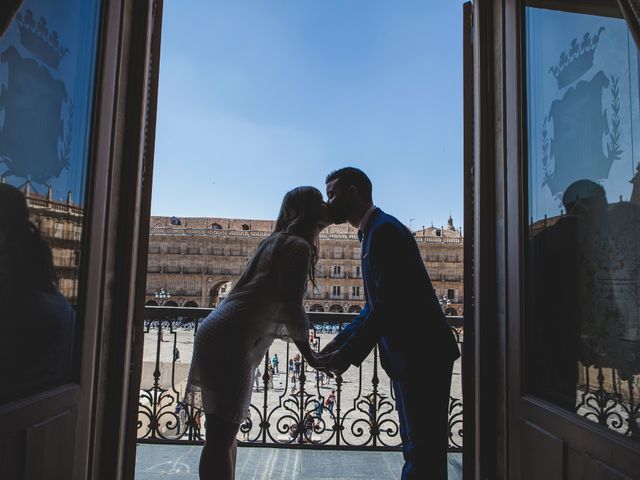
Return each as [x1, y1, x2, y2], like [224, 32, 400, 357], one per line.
[152, 0, 465, 232]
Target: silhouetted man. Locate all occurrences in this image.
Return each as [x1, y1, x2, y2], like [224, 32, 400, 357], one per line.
[319, 167, 460, 479]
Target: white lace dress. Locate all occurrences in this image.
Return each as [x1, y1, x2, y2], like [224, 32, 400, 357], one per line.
[185, 233, 311, 424]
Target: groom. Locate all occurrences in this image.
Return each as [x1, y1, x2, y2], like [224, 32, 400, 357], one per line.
[318, 167, 460, 480]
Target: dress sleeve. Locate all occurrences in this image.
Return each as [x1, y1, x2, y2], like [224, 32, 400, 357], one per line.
[272, 236, 311, 342]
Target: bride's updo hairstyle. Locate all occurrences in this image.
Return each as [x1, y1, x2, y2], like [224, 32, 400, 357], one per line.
[272, 186, 323, 284]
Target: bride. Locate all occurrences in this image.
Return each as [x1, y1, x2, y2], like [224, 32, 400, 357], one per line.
[185, 186, 333, 479]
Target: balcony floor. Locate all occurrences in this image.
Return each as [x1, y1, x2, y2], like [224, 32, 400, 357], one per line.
[135, 444, 462, 479]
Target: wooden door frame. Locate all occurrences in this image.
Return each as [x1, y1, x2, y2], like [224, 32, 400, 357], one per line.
[463, 3, 476, 479]
[472, 1, 509, 478]
[68, 0, 163, 478]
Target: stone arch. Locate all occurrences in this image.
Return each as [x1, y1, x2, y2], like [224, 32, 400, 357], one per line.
[329, 304, 344, 313]
[309, 304, 324, 312]
[208, 280, 232, 307]
[184, 300, 199, 308]
[241, 224, 250, 230]
[145, 300, 158, 306]
[211, 222, 222, 230]
[348, 305, 362, 313]
[445, 307, 457, 316]
[164, 300, 178, 307]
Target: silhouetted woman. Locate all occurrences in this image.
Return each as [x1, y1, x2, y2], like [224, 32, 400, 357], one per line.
[185, 186, 331, 479]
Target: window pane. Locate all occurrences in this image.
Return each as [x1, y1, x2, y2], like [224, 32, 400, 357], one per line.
[525, 6, 640, 438]
[0, 0, 101, 404]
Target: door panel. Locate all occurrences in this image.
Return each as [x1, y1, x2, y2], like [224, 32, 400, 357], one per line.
[521, 421, 564, 480]
[511, 0, 640, 478]
[25, 409, 77, 480]
[0, 0, 164, 477]
[0, 0, 102, 476]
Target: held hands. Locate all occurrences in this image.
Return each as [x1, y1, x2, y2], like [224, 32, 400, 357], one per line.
[298, 336, 349, 377]
[313, 342, 350, 376]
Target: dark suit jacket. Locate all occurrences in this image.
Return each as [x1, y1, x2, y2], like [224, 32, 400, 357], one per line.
[332, 208, 460, 379]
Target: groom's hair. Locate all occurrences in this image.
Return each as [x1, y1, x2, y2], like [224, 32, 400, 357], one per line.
[325, 167, 373, 203]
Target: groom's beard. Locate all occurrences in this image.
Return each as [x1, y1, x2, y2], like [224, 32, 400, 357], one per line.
[328, 203, 348, 224]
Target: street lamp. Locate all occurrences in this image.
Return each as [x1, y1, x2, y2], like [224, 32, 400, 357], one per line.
[155, 288, 171, 302]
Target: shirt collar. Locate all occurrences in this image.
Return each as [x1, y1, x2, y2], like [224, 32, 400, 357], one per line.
[358, 205, 377, 233]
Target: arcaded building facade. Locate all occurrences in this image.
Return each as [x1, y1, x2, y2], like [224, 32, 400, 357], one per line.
[145, 215, 464, 315]
[20, 180, 84, 304]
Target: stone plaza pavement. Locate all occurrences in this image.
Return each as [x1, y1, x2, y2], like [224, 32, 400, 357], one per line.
[135, 444, 463, 479]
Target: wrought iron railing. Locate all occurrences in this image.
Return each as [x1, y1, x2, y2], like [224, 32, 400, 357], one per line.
[136, 306, 464, 451]
[575, 364, 640, 437]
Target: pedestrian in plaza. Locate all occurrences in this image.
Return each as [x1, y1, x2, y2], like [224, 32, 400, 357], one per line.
[288, 358, 294, 374]
[184, 186, 334, 479]
[272, 353, 280, 374]
[267, 364, 275, 389]
[303, 414, 315, 442]
[294, 353, 301, 376]
[240, 409, 251, 442]
[318, 167, 460, 479]
[288, 420, 299, 441]
[194, 410, 202, 435]
[325, 389, 336, 414]
[254, 367, 262, 392]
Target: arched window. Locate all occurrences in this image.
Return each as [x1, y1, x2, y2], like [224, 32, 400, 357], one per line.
[145, 300, 158, 306]
[184, 301, 199, 308]
[241, 224, 250, 230]
[348, 305, 362, 313]
[164, 300, 178, 307]
[211, 223, 222, 230]
[329, 304, 344, 313]
[310, 304, 324, 312]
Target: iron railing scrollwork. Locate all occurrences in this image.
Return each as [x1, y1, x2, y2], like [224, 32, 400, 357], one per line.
[136, 306, 465, 451]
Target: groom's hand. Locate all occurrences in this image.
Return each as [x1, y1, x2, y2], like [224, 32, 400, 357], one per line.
[316, 349, 349, 376]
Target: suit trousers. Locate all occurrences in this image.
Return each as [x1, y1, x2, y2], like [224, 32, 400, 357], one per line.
[393, 359, 454, 480]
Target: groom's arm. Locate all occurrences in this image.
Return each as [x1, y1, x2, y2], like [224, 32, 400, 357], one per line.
[321, 224, 408, 369]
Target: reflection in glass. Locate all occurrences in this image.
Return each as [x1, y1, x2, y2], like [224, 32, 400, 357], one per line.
[0, 184, 75, 401]
[0, 0, 100, 403]
[526, 7, 640, 439]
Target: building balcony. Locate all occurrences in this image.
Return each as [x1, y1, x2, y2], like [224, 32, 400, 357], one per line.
[136, 306, 464, 455]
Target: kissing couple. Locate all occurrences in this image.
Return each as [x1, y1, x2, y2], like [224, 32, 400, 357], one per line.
[185, 167, 460, 480]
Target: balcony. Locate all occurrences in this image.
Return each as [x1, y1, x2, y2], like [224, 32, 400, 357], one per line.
[135, 306, 464, 477]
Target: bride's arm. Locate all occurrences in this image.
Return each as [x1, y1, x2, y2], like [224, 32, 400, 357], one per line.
[275, 236, 318, 366]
